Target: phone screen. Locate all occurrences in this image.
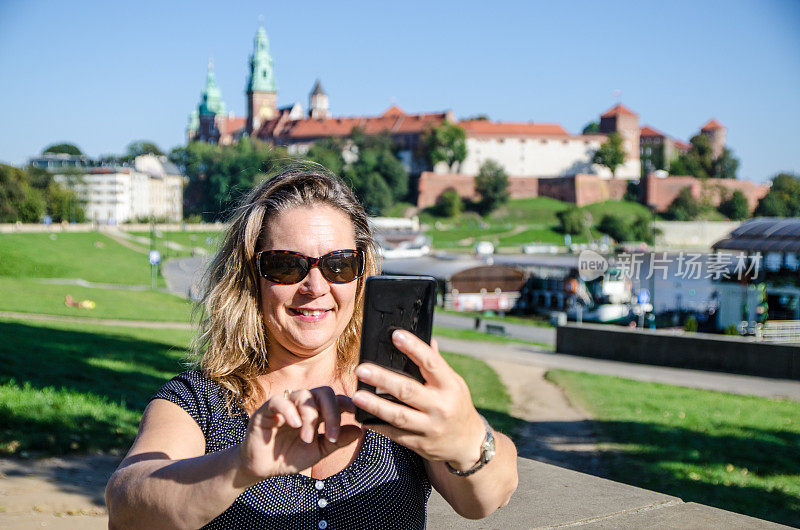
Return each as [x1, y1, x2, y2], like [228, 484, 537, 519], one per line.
[355, 275, 436, 424]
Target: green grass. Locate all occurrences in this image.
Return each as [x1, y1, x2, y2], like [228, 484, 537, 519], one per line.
[547, 370, 800, 527]
[433, 326, 554, 350]
[128, 230, 223, 258]
[442, 351, 518, 436]
[422, 198, 650, 250]
[0, 232, 159, 285]
[489, 196, 570, 225]
[0, 318, 516, 456]
[582, 200, 654, 224]
[0, 278, 193, 321]
[440, 309, 553, 328]
[0, 318, 193, 455]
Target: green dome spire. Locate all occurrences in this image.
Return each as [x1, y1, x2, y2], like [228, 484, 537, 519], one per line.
[187, 109, 199, 132]
[199, 59, 226, 116]
[247, 26, 276, 93]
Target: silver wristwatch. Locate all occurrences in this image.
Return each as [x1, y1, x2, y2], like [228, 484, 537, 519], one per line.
[445, 415, 496, 476]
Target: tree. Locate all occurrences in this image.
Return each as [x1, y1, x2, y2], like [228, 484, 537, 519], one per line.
[630, 215, 655, 244]
[344, 129, 409, 212]
[124, 140, 164, 161]
[474, 160, 509, 215]
[0, 164, 45, 222]
[557, 207, 587, 235]
[305, 137, 346, 177]
[420, 121, 467, 172]
[666, 187, 701, 221]
[592, 133, 626, 176]
[582, 122, 600, 134]
[754, 172, 800, 217]
[713, 147, 739, 179]
[669, 134, 740, 180]
[718, 190, 750, 220]
[170, 139, 288, 221]
[435, 189, 463, 218]
[42, 143, 83, 156]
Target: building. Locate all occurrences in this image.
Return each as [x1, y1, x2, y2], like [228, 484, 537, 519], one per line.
[186, 25, 739, 209]
[53, 155, 184, 224]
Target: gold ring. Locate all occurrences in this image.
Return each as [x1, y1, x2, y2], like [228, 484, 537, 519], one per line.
[283, 389, 291, 400]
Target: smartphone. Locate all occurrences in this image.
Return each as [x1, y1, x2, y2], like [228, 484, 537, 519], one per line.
[355, 275, 437, 425]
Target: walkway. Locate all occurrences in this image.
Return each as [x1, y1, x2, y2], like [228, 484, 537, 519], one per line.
[435, 336, 800, 402]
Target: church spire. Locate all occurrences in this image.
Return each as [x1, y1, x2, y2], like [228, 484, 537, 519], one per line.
[247, 26, 276, 92]
[199, 58, 226, 116]
[246, 24, 278, 134]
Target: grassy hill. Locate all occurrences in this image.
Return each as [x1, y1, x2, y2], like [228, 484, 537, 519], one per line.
[421, 197, 650, 250]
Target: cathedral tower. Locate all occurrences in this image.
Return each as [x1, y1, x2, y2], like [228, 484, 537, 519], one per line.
[197, 59, 227, 143]
[246, 25, 277, 134]
[308, 79, 330, 119]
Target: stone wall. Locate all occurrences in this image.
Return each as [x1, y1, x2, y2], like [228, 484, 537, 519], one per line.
[557, 323, 800, 380]
[417, 172, 630, 208]
[642, 174, 769, 212]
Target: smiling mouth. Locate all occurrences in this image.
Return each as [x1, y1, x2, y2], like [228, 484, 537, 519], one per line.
[289, 308, 331, 317]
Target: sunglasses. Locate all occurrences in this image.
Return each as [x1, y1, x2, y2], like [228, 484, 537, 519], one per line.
[255, 249, 365, 285]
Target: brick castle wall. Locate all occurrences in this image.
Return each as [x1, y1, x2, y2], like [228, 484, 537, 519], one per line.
[642, 174, 769, 212]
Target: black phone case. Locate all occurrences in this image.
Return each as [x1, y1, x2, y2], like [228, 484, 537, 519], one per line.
[355, 275, 436, 425]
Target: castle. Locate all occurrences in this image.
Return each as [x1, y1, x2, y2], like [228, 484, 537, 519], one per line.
[188, 26, 748, 210]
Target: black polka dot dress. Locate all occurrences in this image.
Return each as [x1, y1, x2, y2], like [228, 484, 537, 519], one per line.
[152, 371, 431, 529]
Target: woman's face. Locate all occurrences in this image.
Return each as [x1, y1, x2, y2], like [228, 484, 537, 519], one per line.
[258, 204, 359, 361]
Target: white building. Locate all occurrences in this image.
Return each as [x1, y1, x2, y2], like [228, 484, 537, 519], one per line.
[55, 155, 184, 224]
[457, 120, 612, 178]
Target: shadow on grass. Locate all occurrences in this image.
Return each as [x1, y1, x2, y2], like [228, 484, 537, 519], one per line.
[496, 411, 800, 527]
[0, 320, 188, 455]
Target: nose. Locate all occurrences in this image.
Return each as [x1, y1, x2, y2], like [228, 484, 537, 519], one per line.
[298, 265, 330, 297]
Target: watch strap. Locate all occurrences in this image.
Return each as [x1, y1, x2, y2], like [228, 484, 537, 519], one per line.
[445, 415, 495, 477]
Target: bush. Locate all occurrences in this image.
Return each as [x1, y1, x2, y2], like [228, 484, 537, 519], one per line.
[718, 190, 750, 220]
[666, 187, 701, 221]
[435, 190, 463, 218]
[724, 324, 740, 336]
[684, 315, 698, 332]
[597, 214, 630, 242]
[557, 206, 587, 235]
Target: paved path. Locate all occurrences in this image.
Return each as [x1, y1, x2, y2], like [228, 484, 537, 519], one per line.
[435, 336, 800, 402]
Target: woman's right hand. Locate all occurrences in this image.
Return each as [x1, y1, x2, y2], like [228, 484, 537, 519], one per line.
[238, 387, 362, 480]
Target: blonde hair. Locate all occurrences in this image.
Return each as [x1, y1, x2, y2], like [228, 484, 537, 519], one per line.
[191, 166, 380, 412]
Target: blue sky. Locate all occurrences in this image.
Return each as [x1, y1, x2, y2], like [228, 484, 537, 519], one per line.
[1, 0, 798, 183]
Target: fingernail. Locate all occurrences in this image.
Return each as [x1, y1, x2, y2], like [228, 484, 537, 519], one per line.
[289, 416, 302, 429]
[393, 329, 406, 342]
[352, 391, 367, 406]
[355, 365, 371, 379]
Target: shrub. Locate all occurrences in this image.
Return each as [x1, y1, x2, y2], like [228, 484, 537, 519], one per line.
[435, 189, 463, 218]
[684, 316, 698, 332]
[597, 214, 630, 242]
[557, 207, 587, 235]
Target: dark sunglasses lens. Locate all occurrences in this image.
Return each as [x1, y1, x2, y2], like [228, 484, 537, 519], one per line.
[320, 252, 363, 283]
[260, 253, 308, 284]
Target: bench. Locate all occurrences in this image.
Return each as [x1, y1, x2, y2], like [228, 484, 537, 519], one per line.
[485, 323, 508, 336]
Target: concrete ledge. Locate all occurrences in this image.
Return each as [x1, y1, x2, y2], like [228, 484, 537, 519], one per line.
[556, 323, 800, 380]
[428, 457, 788, 528]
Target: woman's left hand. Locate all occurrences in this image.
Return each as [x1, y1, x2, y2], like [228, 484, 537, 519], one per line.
[353, 329, 487, 472]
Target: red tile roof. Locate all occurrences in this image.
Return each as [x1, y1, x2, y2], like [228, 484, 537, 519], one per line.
[460, 120, 569, 136]
[673, 139, 691, 151]
[220, 116, 247, 136]
[640, 125, 666, 138]
[258, 107, 450, 141]
[600, 103, 638, 118]
[701, 118, 724, 131]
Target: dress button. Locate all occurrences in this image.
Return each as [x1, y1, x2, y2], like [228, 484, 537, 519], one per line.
[315, 480, 325, 490]
[318, 520, 328, 529]
[318, 498, 328, 508]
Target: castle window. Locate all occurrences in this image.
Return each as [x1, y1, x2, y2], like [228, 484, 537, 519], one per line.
[540, 139, 548, 145]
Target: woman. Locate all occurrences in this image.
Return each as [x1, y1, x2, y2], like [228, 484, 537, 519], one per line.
[105, 167, 518, 529]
